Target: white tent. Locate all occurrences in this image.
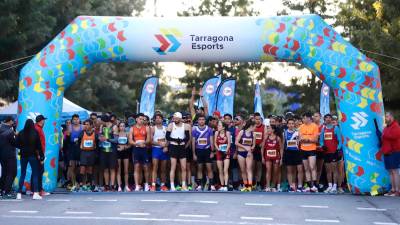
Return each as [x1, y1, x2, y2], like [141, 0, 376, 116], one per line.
[0, 98, 91, 122]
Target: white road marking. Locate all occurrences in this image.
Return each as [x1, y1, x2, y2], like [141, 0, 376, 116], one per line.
[305, 219, 340, 223]
[357, 207, 387, 211]
[46, 199, 71, 202]
[141, 199, 168, 202]
[300, 205, 329, 209]
[1, 215, 275, 224]
[240, 216, 273, 221]
[179, 214, 210, 218]
[244, 203, 273, 206]
[374, 222, 399, 225]
[0, 199, 23, 202]
[9, 210, 38, 214]
[196, 201, 218, 204]
[92, 199, 117, 202]
[65, 211, 93, 215]
[120, 212, 150, 216]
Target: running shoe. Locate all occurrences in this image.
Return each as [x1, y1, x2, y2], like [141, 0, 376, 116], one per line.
[297, 187, 304, 192]
[118, 186, 123, 192]
[240, 186, 249, 192]
[329, 187, 337, 194]
[195, 185, 202, 192]
[134, 185, 141, 192]
[265, 187, 272, 192]
[170, 186, 176, 192]
[311, 186, 318, 193]
[124, 186, 131, 192]
[210, 185, 216, 191]
[324, 186, 332, 193]
[144, 183, 150, 192]
[187, 185, 193, 191]
[16, 193, 22, 200]
[150, 185, 156, 192]
[288, 187, 296, 193]
[176, 185, 182, 191]
[303, 187, 311, 192]
[337, 187, 345, 194]
[160, 185, 169, 192]
[384, 190, 396, 196]
[32, 192, 42, 200]
[181, 186, 188, 192]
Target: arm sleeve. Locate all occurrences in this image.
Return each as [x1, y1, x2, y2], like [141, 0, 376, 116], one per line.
[335, 126, 343, 149]
[183, 130, 190, 143]
[166, 131, 180, 142]
[319, 127, 325, 147]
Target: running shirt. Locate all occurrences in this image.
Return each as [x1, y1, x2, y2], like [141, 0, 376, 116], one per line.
[284, 129, 299, 151]
[80, 131, 97, 151]
[170, 123, 186, 145]
[132, 125, 147, 143]
[100, 126, 113, 152]
[320, 125, 341, 154]
[264, 135, 280, 158]
[228, 126, 236, 152]
[192, 125, 213, 150]
[70, 125, 83, 144]
[299, 123, 319, 151]
[216, 131, 229, 152]
[254, 124, 265, 145]
[153, 125, 167, 147]
[240, 130, 253, 147]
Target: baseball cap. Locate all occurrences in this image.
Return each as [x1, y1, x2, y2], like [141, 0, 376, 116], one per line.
[35, 115, 47, 123]
[173, 112, 182, 119]
[213, 111, 221, 119]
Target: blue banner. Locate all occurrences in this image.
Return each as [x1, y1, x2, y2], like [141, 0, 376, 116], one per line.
[215, 78, 236, 116]
[139, 76, 158, 118]
[198, 75, 221, 115]
[320, 82, 330, 117]
[254, 82, 264, 119]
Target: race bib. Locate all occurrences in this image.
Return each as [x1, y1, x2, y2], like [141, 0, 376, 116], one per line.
[324, 132, 333, 140]
[83, 140, 94, 148]
[102, 141, 111, 148]
[266, 149, 277, 157]
[254, 132, 263, 140]
[118, 137, 128, 145]
[242, 138, 252, 145]
[302, 143, 312, 147]
[198, 138, 208, 145]
[157, 138, 166, 143]
[287, 140, 298, 148]
[136, 140, 145, 145]
[219, 144, 228, 152]
[74, 138, 79, 143]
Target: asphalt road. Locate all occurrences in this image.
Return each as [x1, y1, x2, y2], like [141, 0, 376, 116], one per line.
[0, 192, 399, 225]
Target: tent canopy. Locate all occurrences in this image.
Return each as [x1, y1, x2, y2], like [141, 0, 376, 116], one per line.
[0, 98, 91, 122]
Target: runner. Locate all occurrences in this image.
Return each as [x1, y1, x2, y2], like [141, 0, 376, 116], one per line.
[283, 118, 304, 192]
[253, 112, 265, 190]
[224, 113, 238, 191]
[299, 112, 319, 192]
[320, 114, 342, 194]
[129, 113, 151, 191]
[66, 114, 83, 191]
[99, 115, 117, 191]
[183, 113, 194, 191]
[77, 120, 98, 191]
[262, 125, 283, 192]
[150, 114, 169, 192]
[332, 115, 345, 194]
[115, 122, 131, 192]
[166, 112, 191, 191]
[235, 120, 256, 192]
[192, 114, 215, 191]
[313, 112, 325, 191]
[215, 121, 231, 191]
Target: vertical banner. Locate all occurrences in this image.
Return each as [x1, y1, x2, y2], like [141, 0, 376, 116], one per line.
[198, 75, 221, 115]
[139, 76, 158, 118]
[215, 78, 236, 116]
[320, 82, 330, 117]
[254, 81, 264, 119]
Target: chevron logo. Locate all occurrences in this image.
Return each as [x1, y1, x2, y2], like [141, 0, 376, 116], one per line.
[351, 112, 368, 130]
[153, 28, 182, 55]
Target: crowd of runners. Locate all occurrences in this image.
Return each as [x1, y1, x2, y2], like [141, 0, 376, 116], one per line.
[56, 92, 347, 194]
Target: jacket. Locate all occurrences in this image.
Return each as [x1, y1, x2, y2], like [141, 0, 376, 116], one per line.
[0, 124, 16, 159]
[381, 120, 400, 155]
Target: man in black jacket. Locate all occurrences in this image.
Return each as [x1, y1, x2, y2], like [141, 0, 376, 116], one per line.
[0, 116, 17, 198]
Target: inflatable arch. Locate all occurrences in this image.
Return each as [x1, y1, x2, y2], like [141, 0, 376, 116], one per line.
[17, 15, 388, 194]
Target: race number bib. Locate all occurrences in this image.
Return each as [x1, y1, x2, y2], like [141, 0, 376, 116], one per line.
[83, 140, 94, 148]
[198, 138, 208, 145]
[254, 132, 263, 140]
[266, 149, 277, 157]
[242, 138, 252, 146]
[324, 132, 333, 140]
[219, 144, 228, 152]
[102, 141, 111, 148]
[157, 138, 166, 143]
[287, 140, 298, 148]
[118, 137, 128, 145]
[73, 138, 79, 143]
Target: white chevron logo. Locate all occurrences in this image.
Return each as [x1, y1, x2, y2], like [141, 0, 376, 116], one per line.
[351, 112, 368, 130]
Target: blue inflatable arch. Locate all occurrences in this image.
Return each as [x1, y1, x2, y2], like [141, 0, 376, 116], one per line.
[17, 15, 387, 194]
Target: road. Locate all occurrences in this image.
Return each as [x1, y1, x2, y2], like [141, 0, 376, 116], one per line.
[0, 192, 399, 225]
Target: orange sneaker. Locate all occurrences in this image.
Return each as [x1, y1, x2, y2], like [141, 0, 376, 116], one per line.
[150, 185, 156, 192]
[160, 185, 169, 192]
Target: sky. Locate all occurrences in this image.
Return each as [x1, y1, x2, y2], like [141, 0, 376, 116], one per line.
[141, 0, 315, 88]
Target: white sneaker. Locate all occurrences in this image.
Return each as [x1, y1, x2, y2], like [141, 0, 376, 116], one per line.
[26, 190, 32, 195]
[265, 187, 272, 192]
[144, 184, 150, 192]
[124, 186, 131, 192]
[311, 186, 318, 193]
[134, 185, 141, 192]
[329, 187, 337, 194]
[271, 188, 277, 192]
[118, 186, 122, 192]
[32, 193, 42, 200]
[210, 185, 216, 191]
[324, 186, 332, 193]
[170, 186, 176, 192]
[196, 185, 202, 191]
[304, 187, 311, 192]
[338, 188, 345, 194]
[16, 193, 22, 200]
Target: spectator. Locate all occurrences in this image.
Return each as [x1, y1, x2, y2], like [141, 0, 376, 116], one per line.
[0, 116, 17, 199]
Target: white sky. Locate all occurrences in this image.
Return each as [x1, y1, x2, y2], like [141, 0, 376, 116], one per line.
[142, 0, 315, 87]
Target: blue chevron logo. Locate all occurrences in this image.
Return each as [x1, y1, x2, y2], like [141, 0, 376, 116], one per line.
[153, 28, 182, 55]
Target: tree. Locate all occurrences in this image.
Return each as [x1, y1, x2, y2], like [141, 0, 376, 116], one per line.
[177, 0, 270, 115]
[336, 0, 400, 115]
